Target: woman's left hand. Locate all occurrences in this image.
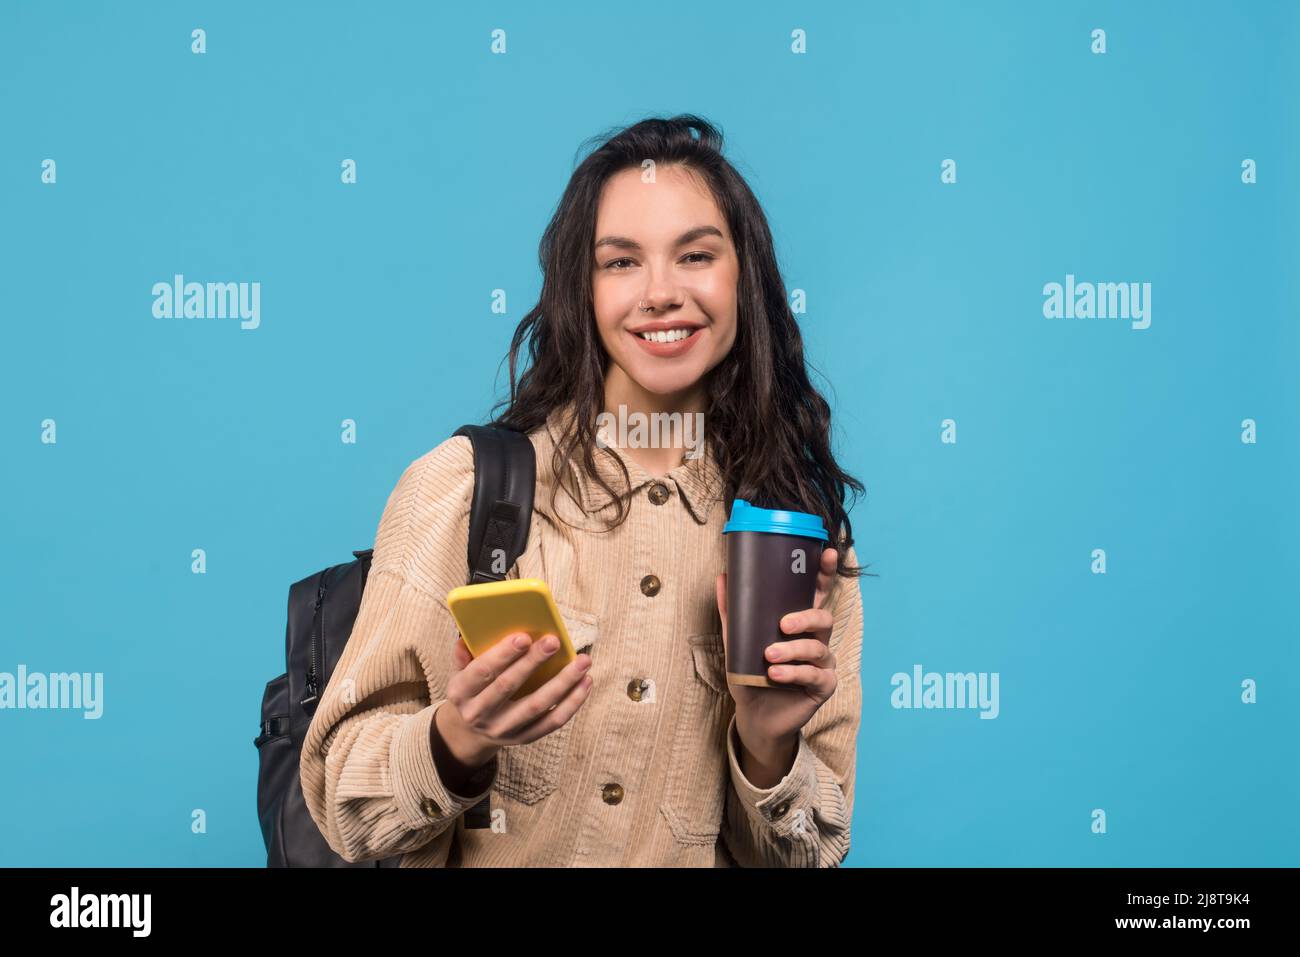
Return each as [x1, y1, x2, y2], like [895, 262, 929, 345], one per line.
[714, 546, 840, 781]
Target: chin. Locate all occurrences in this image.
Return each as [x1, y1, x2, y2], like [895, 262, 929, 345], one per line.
[622, 360, 708, 397]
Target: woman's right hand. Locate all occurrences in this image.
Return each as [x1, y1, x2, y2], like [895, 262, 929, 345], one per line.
[434, 633, 594, 770]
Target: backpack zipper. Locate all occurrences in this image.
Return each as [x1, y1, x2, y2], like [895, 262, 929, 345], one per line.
[300, 575, 328, 713]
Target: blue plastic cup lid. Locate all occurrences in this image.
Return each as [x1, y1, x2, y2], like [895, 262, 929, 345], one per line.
[722, 498, 828, 541]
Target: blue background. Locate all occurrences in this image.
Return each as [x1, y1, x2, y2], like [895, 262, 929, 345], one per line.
[1, 0, 1295, 866]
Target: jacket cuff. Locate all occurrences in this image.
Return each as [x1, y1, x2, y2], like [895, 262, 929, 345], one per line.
[725, 713, 819, 838]
[390, 700, 498, 831]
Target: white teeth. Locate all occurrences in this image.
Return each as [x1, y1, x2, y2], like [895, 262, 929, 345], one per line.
[639, 328, 695, 343]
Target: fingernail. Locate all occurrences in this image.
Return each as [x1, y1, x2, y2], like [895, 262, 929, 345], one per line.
[766, 647, 782, 661]
[577, 656, 591, 672]
[770, 666, 787, 678]
[513, 634, 530, 650]
[543, 635, 559, 653]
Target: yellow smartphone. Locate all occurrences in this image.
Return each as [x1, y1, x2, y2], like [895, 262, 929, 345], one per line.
[445, 578, 577, 700]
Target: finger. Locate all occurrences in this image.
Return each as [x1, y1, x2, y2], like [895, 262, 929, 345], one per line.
[447, 631, 533, 712]
[467, 633, 570, 721]
[492, 652, 593, 736]
[506, 666, 595, 745]
[765, 637, 834, 667]
[716, 572, 731, 671]
[452, 636, 473, 670]
[812, 547, 838, 609]
[716, 572, 728, 638]
[767, 661, 837, 695]
[779, 607, 833, 639]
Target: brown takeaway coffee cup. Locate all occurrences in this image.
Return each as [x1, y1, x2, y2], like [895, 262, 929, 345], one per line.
[722, 498, 830, 688]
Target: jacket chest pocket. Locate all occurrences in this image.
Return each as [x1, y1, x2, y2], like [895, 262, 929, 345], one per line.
[660, 632, 732, 846]
[492, 602, 599, 805]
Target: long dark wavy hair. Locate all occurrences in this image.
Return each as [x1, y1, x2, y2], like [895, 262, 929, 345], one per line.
[486, 114, 871, 581]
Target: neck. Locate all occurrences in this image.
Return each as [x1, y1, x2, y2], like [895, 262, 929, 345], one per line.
[601, 367, 708, 477]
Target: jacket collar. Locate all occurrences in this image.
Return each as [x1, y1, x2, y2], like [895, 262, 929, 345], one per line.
[536, 403, 725, 525]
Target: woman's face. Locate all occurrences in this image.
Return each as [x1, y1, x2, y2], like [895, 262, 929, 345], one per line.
[591, 164, 738, 404]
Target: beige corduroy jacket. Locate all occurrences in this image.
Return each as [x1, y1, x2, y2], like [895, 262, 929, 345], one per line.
[299, 403, 864, 866]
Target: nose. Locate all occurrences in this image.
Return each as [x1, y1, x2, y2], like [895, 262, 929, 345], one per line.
[637, 279, 682, 314]
[639, 249, 692, 311]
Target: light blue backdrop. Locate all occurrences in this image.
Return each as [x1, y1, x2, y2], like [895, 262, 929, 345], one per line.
[2, 0, 1295, 867]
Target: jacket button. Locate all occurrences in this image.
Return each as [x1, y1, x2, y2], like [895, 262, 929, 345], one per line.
[639, 574, 661, 597]
[626, 677, 649, 701]
[771, 800, 790, 819]
[647, 482, 670, 505]
[601, 783, 624, 805]
[420, 797, 442, 818]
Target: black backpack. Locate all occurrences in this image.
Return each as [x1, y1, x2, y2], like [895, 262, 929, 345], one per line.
[254, 424, 537, 867]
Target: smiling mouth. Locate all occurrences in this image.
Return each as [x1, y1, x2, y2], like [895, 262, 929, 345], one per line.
[628, 324, 705, 358]
[635, 327, 700, 343]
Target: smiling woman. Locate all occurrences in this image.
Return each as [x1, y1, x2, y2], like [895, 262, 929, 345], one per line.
[300, 114, 869, 868]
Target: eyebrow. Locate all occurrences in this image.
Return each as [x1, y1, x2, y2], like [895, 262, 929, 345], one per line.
[594, 225, 725, 252]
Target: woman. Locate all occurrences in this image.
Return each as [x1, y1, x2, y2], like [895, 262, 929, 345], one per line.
[300, 115, 868, 867]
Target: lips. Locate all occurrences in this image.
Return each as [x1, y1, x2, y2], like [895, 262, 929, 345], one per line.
[629, 325, 704, 358]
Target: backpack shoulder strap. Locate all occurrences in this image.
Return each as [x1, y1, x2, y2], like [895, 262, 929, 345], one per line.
[452, 424, 536, 585]
[449, 424, 536, 832]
